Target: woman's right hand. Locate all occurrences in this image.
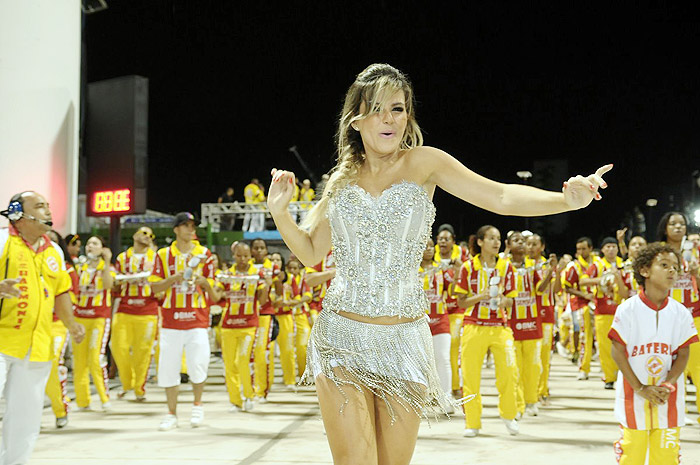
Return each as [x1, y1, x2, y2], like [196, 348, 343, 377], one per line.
[268, 168, 296, 216]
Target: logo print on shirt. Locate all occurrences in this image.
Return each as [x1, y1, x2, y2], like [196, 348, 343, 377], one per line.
[645, 355, 664, 377]
[46, 256, 59, 273]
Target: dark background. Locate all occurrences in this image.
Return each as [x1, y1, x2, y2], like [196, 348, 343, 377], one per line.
[84, 1, 700, 254]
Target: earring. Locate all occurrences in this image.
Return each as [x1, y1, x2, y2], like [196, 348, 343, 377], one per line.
[352, 125, 359, 131]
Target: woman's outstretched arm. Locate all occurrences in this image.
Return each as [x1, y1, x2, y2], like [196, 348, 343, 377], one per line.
[416, 146, 611, 216]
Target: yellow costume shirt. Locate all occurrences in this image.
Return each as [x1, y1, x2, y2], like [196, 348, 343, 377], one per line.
[0, 227, 71, 362]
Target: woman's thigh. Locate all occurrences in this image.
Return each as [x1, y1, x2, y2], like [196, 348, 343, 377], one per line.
[374, 385, 422, 465]
[316, 373, 378, 465]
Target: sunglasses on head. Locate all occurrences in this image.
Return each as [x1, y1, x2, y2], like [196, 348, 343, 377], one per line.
[68, 234, 80, 246]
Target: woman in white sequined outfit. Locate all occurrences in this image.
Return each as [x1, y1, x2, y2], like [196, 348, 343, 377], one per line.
[267, 63, 612, 465]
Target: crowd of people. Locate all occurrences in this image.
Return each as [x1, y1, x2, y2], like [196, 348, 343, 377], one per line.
[1, 189, 699, 464]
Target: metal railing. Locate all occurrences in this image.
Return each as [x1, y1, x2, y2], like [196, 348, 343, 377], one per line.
[200, 201, 317, 230]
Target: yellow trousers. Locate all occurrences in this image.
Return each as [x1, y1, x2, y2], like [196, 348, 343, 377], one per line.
[221, 327, 257, 407]
[594, 314, 616, 383]
[538, 323, 554, 398]
[449, 313, 465, 391]
[111, 313, 158, 397]
[72, 317, 111, 407]
[515, 338, 542, 413]
[614, 427, 680, 465]
[45, 320, 70, 419]
[686, 316, 700, 424]
[461, 324, 518, 429]
[577, 306, 593, 373]
[254, 315, 276, 398]
[294, 313, 311, 376]
[276, 314, 297, 385]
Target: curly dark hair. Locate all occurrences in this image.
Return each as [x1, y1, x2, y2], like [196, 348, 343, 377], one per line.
[633, 242, 680, 288]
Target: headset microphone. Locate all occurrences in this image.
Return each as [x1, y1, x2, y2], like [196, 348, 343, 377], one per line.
[24, 214, 53, 227]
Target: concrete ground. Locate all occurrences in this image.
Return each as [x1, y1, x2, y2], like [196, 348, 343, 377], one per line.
[16, 353, 700, 464]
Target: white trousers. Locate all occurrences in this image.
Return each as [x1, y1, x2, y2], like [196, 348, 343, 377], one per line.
[0, 353, 52, 465]
[157, 328, 210, 388]
[432, 333, 452, 396]
[242, 212, 265, 232]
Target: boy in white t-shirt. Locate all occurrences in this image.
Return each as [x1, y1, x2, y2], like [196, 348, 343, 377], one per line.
[609, 243, 698, 465]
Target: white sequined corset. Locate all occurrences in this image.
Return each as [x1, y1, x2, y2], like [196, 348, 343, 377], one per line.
[323, 181, 436, 319]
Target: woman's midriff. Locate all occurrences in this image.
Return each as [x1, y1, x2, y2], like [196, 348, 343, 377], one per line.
[337, 310, 422, 325]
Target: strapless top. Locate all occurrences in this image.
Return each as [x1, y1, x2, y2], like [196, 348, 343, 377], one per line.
[323, 181, 436, 319]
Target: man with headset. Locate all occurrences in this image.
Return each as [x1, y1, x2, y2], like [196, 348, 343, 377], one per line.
[0, 191, 85, 465]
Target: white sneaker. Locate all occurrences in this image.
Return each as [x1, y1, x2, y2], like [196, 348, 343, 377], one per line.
[101, 402, 113, 412]
[190, 405, 204, 427]
[284, 384, 296, 392]
[463, 428, 479, 437]
[256, 396, 268, 404]
[229, 405, 242, 413]
[503, 418, 520, 436]
[525, 403, 539, 416]
[577, 371, 589, 381]
[556, 341, 569, 357]
[515, 411, 523, 421]
[158, 414, 178, 431]
[243, 398, 255, 412]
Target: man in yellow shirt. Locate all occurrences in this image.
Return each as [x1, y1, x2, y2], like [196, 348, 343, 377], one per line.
[0, 191, 84, 465]
[242, 178, 266, 232]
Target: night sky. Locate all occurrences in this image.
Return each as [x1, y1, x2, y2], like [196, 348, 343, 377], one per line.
[85, 2, 700, 253]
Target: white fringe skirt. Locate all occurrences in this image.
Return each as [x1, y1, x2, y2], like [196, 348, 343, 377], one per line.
[302, 309, 460, 423]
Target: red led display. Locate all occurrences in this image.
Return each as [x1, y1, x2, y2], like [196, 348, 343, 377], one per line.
[92, 189, 131, 214]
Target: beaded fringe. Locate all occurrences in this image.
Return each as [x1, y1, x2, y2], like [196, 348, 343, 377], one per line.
[301, 310, 467, 424]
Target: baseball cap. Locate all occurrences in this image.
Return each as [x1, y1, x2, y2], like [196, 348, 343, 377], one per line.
[173, 212, 197, 227]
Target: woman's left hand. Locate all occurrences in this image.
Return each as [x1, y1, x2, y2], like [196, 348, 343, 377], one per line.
[563, 164, 613, 209]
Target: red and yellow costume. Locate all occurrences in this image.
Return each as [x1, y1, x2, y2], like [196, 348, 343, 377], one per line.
[563, 255, 599, 373]
[252, 258, 279, 399]
[584, 256, 630, 384]
[669, 257, 700, 424]
[277, 273, 311, 386]
[455, 254, 518, 429]
[509, 258, 542, 414]
[219, 264, 264, 407]
[112, 247, 159, 398]
[73, 258, 116, 407]
[531, 256, 556, 399]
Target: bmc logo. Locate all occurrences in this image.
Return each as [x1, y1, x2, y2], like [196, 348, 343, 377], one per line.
[173, 311, 196, 321]
[515, 321, 537, 331]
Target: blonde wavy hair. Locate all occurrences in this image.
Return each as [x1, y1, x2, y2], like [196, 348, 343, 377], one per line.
[301, 64, 424, 232]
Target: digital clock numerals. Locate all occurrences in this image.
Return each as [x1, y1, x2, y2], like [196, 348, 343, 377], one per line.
[92, 189, 131, 213]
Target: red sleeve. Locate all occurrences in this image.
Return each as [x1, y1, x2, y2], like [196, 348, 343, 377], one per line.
[608, 327, 626, 346]
[152, 253, 165, 279]
[565, 265, 578, 285]
[504, 264, 516, 296]
[68, 267, 79, 295]
[587, 264, 598, 278]
[455, 263, 470, 294]
[202, 250, 214, 279]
